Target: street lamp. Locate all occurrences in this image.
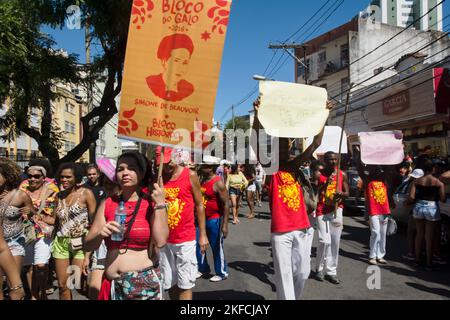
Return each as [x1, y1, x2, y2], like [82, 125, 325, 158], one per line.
[253, 74, 275, 81]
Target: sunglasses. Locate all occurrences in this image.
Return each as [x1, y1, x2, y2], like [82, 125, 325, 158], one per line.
[28, 174, 43, 179]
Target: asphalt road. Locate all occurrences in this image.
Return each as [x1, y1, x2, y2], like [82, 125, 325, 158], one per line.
[49, 201, 450, 300]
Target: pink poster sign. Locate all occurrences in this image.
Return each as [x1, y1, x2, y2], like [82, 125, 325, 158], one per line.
[359, 131, 404, 165]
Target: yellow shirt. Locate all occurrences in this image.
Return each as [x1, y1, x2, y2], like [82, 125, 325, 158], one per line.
[226, 172, 248, 190]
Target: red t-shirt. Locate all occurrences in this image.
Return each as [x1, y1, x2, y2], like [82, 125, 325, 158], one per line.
[365, 181, 391, 216]
[201, 176, 222, 221]
[316, 170, 344, 216]
[269, 171, 310, 233]
[104, 196, 152, 251]
[164, 167, 196, 244]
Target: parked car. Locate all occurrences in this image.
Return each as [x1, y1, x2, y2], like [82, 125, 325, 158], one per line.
[344, 169, 365, 214]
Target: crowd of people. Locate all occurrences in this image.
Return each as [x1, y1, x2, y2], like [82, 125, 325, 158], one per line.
[0, 100, 449, 300]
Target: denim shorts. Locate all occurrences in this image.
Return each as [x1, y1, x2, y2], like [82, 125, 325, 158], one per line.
[229, 187, 241, 196]
[5, 233, 26, 257]
[413, 200, 440, 222]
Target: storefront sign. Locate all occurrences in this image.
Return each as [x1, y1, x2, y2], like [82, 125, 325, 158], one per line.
[366, 69, 439, 128]
[382, 90, 410, 115]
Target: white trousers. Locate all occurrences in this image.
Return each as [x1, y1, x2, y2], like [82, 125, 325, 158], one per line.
[369, 215, 388, 259]
[271, 230, 311, 300]
[306, 214, 316, 257]
[316, 208, 343, 276]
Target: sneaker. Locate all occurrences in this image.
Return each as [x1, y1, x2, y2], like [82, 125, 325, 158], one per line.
[325, 274, 341, 285]
[45, 287, 55, 295]
[377, 258, 388, 265]
[368, 258, 377, 265]
[402, 253, 415, 261]
[315, 270, 325, 282]
[196, 272, 203, 279]
[209, 275, 227, 282]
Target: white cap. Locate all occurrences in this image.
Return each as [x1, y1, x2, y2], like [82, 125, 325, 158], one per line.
[410, 169, 424, 179]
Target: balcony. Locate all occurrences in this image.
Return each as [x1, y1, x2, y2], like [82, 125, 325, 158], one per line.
[318, 58, 349, 78]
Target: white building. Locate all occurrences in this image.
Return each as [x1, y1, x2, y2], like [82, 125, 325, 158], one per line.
[295, 16, 450, 156]
[362, 0, 444, 31]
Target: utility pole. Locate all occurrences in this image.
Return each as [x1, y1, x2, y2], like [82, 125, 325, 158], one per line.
[231, 105, 235, 163]
[86, 15, 96, 164]
[268, 43, 309, 84]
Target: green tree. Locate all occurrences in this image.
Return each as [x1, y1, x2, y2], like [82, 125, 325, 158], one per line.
[0, 0, 131, 172]
[224, 115, 251, 131]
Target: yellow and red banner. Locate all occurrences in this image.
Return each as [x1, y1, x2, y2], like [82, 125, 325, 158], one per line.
[118, 0, 232, 150]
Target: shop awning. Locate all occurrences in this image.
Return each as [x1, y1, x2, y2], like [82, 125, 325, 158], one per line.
[403, 123, 445, 138]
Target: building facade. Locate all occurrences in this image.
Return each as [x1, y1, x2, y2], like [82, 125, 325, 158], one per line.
[295, 15, 450, 158]
[364, 0, 443, 31]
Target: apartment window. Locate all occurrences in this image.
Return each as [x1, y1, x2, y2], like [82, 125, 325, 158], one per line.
[65, 103, 75, 114]
[340, 44, 349, 67]
[297, 62, 306, 78]
[65, 121, 76, 134]
[319, 51, 326, 63]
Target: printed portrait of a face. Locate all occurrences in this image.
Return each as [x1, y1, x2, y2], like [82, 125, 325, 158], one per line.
[146, 33, 195, 102]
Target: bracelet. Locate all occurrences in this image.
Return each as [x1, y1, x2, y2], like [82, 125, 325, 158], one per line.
[154, 204, 168, 211]
[9, 283, 23, 291]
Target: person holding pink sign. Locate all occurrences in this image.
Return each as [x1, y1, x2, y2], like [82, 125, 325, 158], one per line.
[355, 146, 395, 266]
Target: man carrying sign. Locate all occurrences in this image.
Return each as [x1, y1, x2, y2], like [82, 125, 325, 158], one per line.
[314, 151, 349, 285]
[355, 146, 395, 266]
[252, 97, 333, 300]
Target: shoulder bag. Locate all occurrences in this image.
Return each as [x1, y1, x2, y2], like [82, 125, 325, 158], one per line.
[298, 170, 318, 214]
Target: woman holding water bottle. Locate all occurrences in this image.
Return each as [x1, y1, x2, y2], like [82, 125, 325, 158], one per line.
[51, 163, 96, 300]
[84, 151, 169, 300]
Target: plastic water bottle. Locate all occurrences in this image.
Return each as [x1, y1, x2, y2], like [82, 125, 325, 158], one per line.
[111, 201, 126, 241]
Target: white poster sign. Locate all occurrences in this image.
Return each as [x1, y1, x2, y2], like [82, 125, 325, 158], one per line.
[258, 81, 329, 138]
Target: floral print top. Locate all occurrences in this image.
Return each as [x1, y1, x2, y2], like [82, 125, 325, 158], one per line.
[20, 180, 59, 238]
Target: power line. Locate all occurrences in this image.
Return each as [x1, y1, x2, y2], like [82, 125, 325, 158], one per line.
[282, 0, 333, 44]
[267, 0, 345, 79]
[334, 54, 450, 117]
[218, 0, 338, 122]
[324, 16, 450, 94]
[330, 32, 450, 106]
[350, 0, 446, 67]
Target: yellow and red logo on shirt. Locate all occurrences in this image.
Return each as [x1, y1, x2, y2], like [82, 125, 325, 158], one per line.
[201, 187, 208, 208]
[370, 182, 387, 205]
[324, 180, 337, 206]
[165, 187, 185, 230]
[277, 172, 301, 212]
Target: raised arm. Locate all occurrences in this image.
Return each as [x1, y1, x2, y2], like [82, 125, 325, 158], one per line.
[150, 184, 169, 248]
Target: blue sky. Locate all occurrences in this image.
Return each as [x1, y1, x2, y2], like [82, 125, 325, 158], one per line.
[43, 0, 449, 126]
